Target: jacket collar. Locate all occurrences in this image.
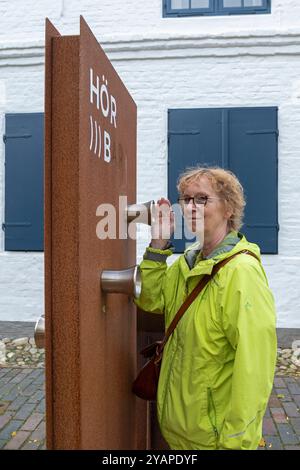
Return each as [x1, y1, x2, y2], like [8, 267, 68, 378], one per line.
[184, 231, 240, 267]
[179, 231, 260, 281]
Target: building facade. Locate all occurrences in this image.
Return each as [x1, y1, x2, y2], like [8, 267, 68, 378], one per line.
[0, 0, 300, 327]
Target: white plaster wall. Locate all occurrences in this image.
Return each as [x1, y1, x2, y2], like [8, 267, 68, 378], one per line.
[0, 0, 299, 326]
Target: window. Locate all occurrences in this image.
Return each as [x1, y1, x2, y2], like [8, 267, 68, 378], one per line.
[168, 107, 278, 253]
[3, 113, 44, 251]
[163, 0, 271, 17]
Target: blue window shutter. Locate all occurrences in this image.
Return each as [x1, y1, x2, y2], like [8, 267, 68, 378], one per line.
[168, 107, 278, 254]
[4, 113, 44, 251]
[168, 108, 223, 252]
[228, 107, 278, 254]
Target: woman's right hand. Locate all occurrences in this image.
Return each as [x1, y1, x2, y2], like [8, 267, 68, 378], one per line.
[150, 198, 175, 250]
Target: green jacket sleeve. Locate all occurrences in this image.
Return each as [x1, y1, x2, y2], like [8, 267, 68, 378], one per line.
[134, 245, 174, 314]
[218, 259, 277, 450]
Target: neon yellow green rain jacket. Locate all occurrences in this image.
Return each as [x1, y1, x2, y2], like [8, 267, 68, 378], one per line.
[134, 233, 277, 450]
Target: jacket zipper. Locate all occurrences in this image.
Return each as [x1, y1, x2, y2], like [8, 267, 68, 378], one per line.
[207, 388, 219, 442]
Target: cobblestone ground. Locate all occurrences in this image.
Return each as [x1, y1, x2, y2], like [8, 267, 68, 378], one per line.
[0, 366, 300, 450]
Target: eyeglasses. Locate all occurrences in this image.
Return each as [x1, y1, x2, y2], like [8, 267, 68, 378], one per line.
[177, 195, 221, 207]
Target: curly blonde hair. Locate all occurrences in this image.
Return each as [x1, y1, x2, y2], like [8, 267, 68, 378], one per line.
[177, 166, 245, 231]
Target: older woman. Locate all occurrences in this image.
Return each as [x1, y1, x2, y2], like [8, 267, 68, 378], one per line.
[134, 167, 277, 450]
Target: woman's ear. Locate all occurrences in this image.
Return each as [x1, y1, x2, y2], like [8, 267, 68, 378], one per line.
[224, 201, 233, 221]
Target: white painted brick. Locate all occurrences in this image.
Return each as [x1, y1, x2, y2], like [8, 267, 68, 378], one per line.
[0, 1, 298, 42]
[0, 253, 44, 321]
[0, 0, 300, 327]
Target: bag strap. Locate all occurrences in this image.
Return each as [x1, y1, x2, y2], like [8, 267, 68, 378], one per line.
[157, 249, 259, 353]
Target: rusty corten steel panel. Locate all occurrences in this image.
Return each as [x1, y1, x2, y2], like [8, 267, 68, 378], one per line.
[44, 18, 64, 451]
[45, 17, 147, 449]
[47, 33, 81, 450]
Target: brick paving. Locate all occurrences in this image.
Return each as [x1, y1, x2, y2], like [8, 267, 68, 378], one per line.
[0, 366, 300, 450]
[0, 367, 45, 450]
[261, 376, 300, 450]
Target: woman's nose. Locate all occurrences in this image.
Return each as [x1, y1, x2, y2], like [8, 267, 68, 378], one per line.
[187, 199, 196, 209]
